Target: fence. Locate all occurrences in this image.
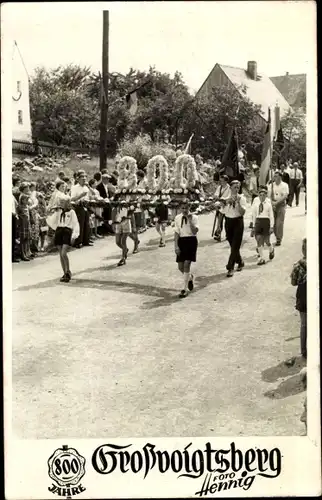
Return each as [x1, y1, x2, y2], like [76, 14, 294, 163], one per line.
[12, 139, 100, 157]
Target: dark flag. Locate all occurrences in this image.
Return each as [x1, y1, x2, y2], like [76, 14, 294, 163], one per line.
[259, 108, 272, 185]
[275, 126, 285, 167]
[221, 128, 239, 180]
[125, 79, 151, 116]
[125, 90, 138, 116]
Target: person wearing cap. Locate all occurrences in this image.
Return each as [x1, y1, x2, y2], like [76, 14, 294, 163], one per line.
[251, 186, 275, 265]
[288, 162, 303, 207]
[174, 199, 199, 298]
[267, 170, 289, 246]
[223, 180, 247, 277]
[213, 174, 231, 241]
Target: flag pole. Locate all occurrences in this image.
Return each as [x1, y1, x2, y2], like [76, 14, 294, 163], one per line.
[269, 106, 275, 200]
[100, 10, 109, 171]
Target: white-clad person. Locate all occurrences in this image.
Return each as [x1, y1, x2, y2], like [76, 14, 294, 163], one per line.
[267, 170, 289, 246]
[223, 180, 247, 277]
[213, 174, 231, 241]
[251, 185, 275, 265]
[288, 161, 303, 207]
[174, 199, 199, 298]
[70, 172, 92, 248]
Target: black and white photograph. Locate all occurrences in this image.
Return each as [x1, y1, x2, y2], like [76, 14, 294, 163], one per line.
[2, 1, 320, 498]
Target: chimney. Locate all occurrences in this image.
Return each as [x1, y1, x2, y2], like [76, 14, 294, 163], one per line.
[247, 61, 257, 80]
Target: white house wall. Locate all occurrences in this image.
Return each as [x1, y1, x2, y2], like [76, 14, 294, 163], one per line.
[12, 45, 32, 142]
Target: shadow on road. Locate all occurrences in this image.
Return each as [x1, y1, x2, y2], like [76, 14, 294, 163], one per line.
[262, 356, 306, 383]
[262, 356, 306, 400]
[264, 373, 304, 399]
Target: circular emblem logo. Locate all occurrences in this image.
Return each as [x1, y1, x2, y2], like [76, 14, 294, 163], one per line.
[48, 446, 86, 487]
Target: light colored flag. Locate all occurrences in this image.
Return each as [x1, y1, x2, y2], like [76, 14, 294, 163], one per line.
[184, 133, 194, 154]
[259, 108, 273, 185]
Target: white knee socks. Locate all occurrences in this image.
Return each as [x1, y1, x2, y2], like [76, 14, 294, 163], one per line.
[258, 246, 264, 259]
[183, 272, 190, 291]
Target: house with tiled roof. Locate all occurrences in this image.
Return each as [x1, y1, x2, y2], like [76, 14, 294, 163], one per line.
[270, 73, 306, 111]
[196, 61, 292, 130]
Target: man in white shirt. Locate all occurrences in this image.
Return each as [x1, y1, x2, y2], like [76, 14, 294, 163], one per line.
[212, 175, 231, 241]
[251, 186, 275, 265]
[288, 162, 303, 207]
[70, 172, 92, 247]
[174, 200, 199, 298]
[223, 180, 247, 277]
[267, 170, 289, 246]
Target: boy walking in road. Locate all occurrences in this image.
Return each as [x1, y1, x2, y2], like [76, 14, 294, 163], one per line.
[174, 200, 199, 298]
[251, 186, 275, 265]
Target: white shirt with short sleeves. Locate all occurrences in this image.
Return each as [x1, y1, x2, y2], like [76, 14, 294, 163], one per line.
[174, 213, 199, 237]
[252, 197, 274, 226]
[267, 181, 289, 203]
[289, 168, 303, 181]
[224, 194, 247, 219]
[70, 184, 90, 203]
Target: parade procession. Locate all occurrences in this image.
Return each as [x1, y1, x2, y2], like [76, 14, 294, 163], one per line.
[9, 3, 311, 446]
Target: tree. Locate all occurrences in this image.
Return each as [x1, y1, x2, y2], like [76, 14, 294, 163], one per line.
[29, 65, 99, 147]
[280, 109, 306, 164]
[179, 85, 264, 160]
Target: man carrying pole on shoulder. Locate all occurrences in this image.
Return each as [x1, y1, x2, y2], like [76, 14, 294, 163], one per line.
[267, 170, 289, 246]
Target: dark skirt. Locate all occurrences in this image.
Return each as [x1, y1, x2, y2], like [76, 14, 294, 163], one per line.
[155, 204, 169, 223]
[54, 227, 72, 246]
[176, 236, 198, 263]
[254, 218, 270, 237]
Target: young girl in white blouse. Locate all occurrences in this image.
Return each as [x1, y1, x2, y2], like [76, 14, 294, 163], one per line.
[174, 200, 199, 298]
[49, 198, 80, 282]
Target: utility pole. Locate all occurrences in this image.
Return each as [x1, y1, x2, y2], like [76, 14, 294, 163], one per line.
[100, 10, 109, 171]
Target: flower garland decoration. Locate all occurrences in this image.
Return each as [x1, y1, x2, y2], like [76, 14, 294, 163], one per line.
[146, 156, 158, 191]
[117, 156, 132, 190]
[126, 157, 138, 191]
[173, 154, 198, 190]
[154, 155, 170, 191]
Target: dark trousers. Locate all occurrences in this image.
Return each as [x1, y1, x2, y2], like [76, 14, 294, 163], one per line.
[289, 179, 301, 206]
[225, 216, 244, 271]
[300, 311, 307, 358]
[74, 206, 90, 246]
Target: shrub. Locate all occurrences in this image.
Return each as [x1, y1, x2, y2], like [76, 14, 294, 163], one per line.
[118, 134, 177, 170]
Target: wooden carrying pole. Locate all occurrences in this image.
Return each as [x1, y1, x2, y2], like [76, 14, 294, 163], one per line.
[100, 10, 109, 171]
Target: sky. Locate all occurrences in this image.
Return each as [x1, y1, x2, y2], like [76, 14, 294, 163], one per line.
[3, 1, 316, 92]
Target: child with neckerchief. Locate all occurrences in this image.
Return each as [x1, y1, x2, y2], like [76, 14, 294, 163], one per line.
[51, 197, 80, 283]
[174, 199, 199, 298]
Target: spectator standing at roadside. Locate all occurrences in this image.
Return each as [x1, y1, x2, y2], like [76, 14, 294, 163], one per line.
[29, 182, 40, 254]
[18, 182, 33, 261]
[290, 238, 307, 359]
[12, 191, 20, 262]
[37, 192, 48, 252]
